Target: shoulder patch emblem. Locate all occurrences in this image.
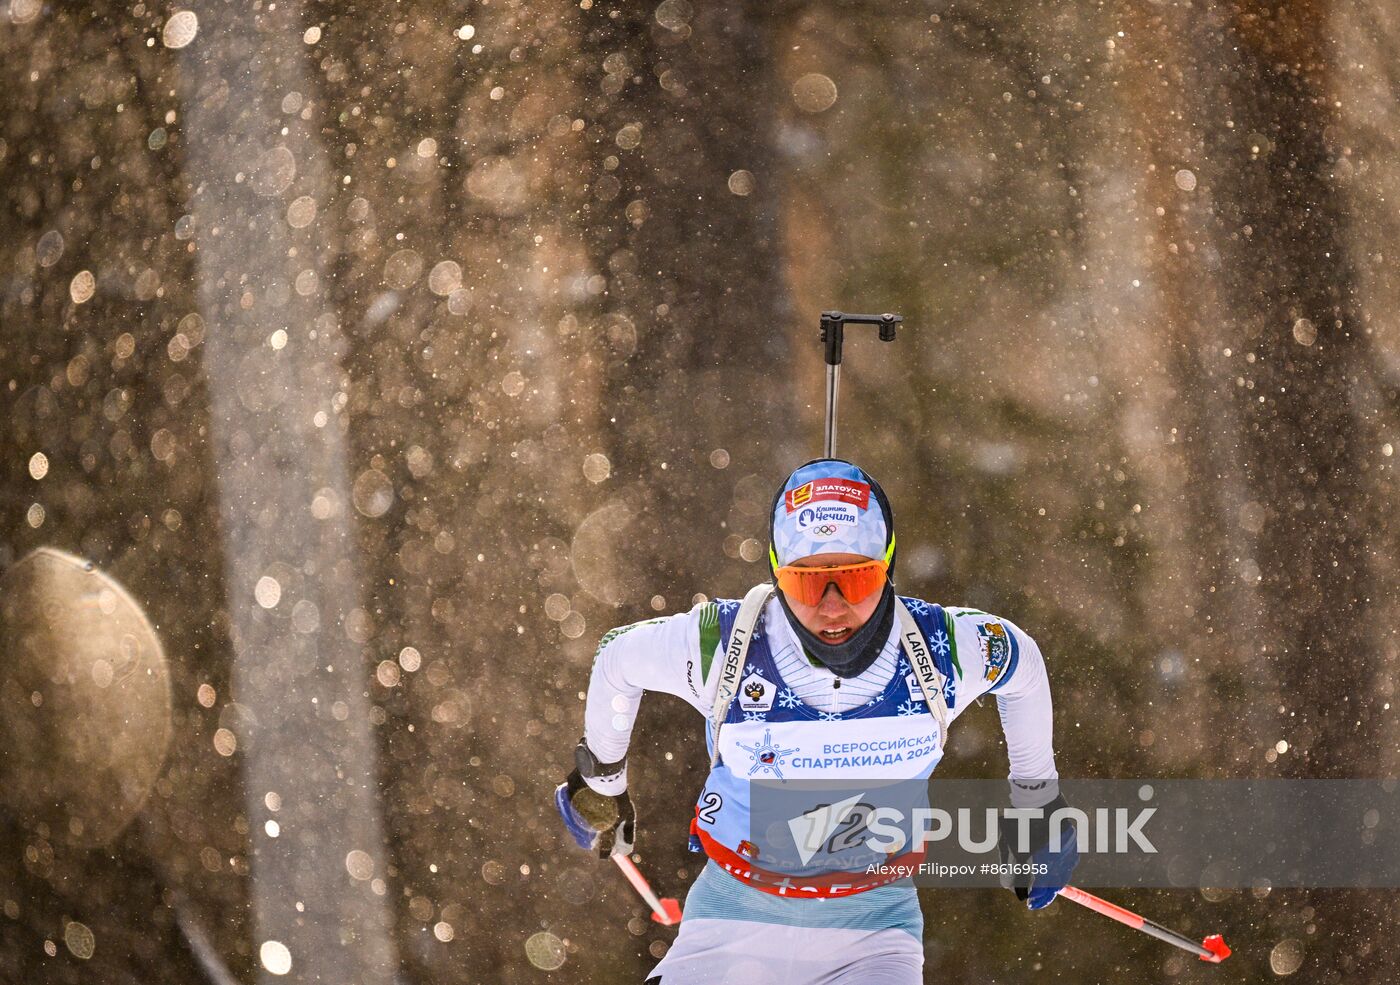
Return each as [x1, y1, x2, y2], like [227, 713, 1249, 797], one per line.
[977, 621, 1012, 683]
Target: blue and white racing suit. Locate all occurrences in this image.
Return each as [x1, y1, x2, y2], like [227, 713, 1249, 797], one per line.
[581, 594, 1060, 984]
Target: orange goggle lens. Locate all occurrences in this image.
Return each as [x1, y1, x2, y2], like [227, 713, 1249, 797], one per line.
[774, 560, 889, 607]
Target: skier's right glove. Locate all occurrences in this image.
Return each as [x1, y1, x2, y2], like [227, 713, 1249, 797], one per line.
[997, 792, 1080, 910]
[554, 739, 635, 858]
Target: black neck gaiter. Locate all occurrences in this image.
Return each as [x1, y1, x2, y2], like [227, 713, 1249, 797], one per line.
[777, 584, 896, 679]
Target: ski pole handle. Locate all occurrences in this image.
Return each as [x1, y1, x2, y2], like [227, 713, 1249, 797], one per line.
[1057, 885, 1231, 963]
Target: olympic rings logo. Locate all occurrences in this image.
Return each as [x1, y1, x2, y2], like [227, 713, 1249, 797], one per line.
[813, 524, 839, 536]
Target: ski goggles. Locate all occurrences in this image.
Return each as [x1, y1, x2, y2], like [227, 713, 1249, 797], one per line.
[773, 558, 889, 607]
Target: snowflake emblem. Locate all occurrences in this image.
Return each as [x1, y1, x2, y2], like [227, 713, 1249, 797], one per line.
[777, 688, 800, 710]
[743, 710, 767, 723]
[930, 628, 951, 657]
[735, 728, 800, 780]
[744, 663, 762, 678]
[895, 656, 910, 675]
[898, 699, 922, 717]
[817, 711, 843, 723]
[716, 599, 741, 616]
[904, 598, 932, 617]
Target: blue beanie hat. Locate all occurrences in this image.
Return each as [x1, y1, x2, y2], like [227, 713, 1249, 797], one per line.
[769, 460, 894, 569]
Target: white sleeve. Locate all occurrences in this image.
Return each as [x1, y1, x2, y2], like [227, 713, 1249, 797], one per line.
[581, 606, 713, 794]
[993, 630, 1060, 808]
[946, 610, 1059, 808]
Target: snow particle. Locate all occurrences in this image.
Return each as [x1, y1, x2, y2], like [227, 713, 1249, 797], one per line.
[398, 646, 422, 672]
[213, 728, 237, 756]
[582, 453, 611, 483]
[376, 660, 401, 687]
[792, 73, 838, 113]
[352, 468, 395, 517]
[1292, 318, 1317, 346]
[615, 123, 643, 150]
[36, 230, 64, 267]
[1270, 939, 1304, 975]
[197, 684, 216, 707]
[384, 248, 424, 289]
[709, 448, 730, 469]
[265, 820, 280, 837]
[251, 146, 297, 197]
[254, 576, 282, 609]
[433, 922, 455, 942]
[655, 0, 693, 31]
[63, 922, 95, 960]
[295, 270, 319, 296]
[259, 940, 293, 975]
[428, 260, 462, 296]
[345, 607, 375, 643]
[69, 270, 95, 304]
[26, 503, 44, 528]
[286, 195, 318, 228]
[1384, 443, 1394, 458]
[9, 0, 41, 25]
[524, 931, 566, 971]
[162, 10, 199, 49]
[303, 26, 321, 44]
[1174, 168, 1197, 191]
[417, 137, 439, 159]
[560, 611, 586, 639]
[727, 170, 755, 196]
[311, 486, 342, 520]
[456, 24, 475, 40]
[502, 371, 526, 397]
[544, 594, 571, 621]
[91, 659, 114, 689]
[481, 860, 506, 885]
[265, 791, 282, 811]
[28, 452, 48, 480]
[345, 849, 375, 881]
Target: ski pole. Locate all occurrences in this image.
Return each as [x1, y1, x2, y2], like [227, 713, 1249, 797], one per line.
[611, 851, 683, 926]
[1058, 885, 1231, 963]
[818, 310, 903, 458]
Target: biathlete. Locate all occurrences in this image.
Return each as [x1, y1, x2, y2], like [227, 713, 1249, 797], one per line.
[556, 459, 1077, 983]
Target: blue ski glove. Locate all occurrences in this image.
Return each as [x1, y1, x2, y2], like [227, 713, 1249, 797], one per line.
[554, 740, 635, 858]
[555, 769, 636, 857]
[997, 793, 1080, 910]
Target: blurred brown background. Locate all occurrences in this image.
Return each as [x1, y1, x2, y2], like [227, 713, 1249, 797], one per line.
[3, 0, 1399, 981]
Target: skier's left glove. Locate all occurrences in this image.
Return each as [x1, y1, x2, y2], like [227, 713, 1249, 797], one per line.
[554, 739, 635, 858]
[997, 793, 1080, 910]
